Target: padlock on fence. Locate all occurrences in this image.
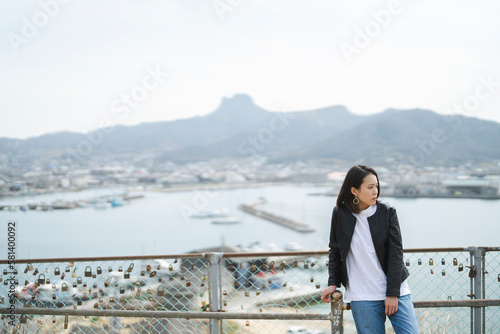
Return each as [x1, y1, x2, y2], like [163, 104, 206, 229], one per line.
[84, 266, 92, 277]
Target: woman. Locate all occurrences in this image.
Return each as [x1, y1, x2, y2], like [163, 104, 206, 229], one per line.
[321, 165, 419, 333]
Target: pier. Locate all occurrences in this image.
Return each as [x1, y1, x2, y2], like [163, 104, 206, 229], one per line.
[239, 198, 315, 233]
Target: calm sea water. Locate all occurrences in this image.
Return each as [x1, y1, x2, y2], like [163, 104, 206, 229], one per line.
[0, 184, 499, 260]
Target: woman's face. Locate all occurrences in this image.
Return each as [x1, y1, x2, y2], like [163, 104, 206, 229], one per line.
[351, 173, 379, 210]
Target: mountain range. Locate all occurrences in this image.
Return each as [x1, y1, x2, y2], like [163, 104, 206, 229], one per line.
[1, 94, 500, 166]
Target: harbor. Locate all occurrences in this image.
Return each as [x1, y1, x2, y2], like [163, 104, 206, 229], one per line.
[0, 193, 144, 211]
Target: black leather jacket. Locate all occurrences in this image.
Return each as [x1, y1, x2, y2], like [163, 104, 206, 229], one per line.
[327, 202, 409, 297]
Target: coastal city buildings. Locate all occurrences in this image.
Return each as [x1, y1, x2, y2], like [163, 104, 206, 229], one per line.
[1, 152, 499, 200]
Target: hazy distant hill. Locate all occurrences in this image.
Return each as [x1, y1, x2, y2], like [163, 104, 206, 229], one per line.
[1, 94, 500, 166]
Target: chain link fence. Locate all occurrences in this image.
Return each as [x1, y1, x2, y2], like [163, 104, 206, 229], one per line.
[403, 249, 473, 333]
[0, 247, 499, 333]
[483, 249, 500, 334]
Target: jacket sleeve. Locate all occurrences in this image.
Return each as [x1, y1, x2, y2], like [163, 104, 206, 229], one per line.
[386, 207, 404, 297]
[328, 206, 343, 287]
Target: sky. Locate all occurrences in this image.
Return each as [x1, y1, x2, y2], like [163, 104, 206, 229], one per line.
[1, 0, 499, 139]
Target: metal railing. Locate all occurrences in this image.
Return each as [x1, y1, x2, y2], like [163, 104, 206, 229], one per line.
[0, 247, 499, 333]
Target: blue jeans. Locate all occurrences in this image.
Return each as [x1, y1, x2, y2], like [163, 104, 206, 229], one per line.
[350, 294, 420, 334]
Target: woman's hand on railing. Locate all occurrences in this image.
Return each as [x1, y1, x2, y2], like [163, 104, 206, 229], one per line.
[321, 285, 337, 303]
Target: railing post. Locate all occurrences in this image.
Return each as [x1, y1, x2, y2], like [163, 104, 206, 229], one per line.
[481, 248, 486, 334]
[207, 252, 223, 334]
[470, 247, 484, 334]
[330, 291, 344, 334]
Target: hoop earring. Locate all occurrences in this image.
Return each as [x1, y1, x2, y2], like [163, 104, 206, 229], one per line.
[353, 196, 359, 205]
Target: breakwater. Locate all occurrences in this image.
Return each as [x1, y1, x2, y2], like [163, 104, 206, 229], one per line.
[239, 198, 315, 233]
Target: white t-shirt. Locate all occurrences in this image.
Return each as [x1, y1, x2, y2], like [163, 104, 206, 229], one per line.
[344, 204, 411, 301]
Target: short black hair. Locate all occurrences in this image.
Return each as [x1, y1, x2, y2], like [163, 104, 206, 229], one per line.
[336, 164, 380, 214]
